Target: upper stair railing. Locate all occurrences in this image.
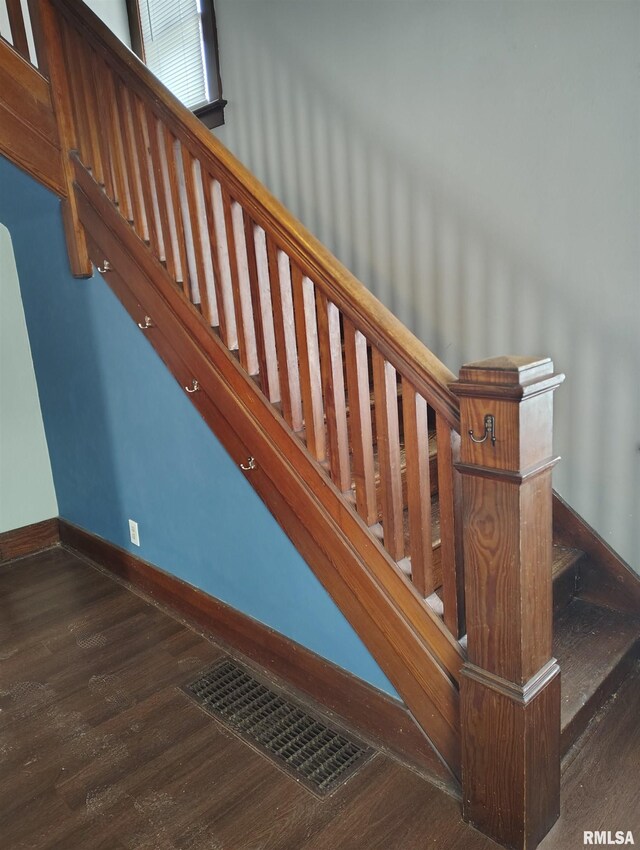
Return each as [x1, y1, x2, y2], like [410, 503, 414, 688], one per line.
[39, 0, 468, 641]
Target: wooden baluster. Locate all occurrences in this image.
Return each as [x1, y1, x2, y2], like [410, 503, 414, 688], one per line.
[266, 237, 303, 430]
[291, 267, 325, 462]
[343, 320, 377, 525]
[220, 186, 255, 371]
[372, 351, 404, 560]
[129, 93, 161, 259]
[6, 0, 29, 61]
[58, 20, 91, 169]
[252, 226, 281, 403]
[74, 38, 105, 186]
[316, 292, 350, 492]
[26, 0, 47, 74]
[178, 146, 215, 322]
[435, 412, 464, 637]
[140, 99, 168, 264]
[229, 201, 259, 374]
[144, 104, 175, 279]
[172, 140, 201, 306]
[453, 356, 564, 850]
[243, 212, 273, 394]
[101, 63, 131, 221]
[87, 50, 115, 201]
[116, 80, 148, 243]
[160, 126, 189, 293]
[36, 1, 91, 276]
[200, 170, 233, 344]
[208, 179, 238, 348]
[402, 381, 434, 597]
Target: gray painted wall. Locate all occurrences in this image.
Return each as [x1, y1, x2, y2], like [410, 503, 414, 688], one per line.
[0, 225, 57, 532]
[214, 0, 639, 567]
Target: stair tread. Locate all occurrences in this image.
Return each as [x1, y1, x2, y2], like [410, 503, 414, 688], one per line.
[552, 544, 583, 578]
[554, 598, 640, 739]
[372, 430, 438, 484]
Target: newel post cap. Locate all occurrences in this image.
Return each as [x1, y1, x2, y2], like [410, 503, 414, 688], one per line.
[451, 355, 565, 401]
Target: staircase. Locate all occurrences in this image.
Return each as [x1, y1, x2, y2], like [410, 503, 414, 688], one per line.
[1, 2, 638, 848]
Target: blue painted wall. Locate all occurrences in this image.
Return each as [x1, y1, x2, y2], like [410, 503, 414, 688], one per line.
[0, 155, 396, 697]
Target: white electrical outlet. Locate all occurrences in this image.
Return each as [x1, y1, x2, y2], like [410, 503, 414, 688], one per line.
[128, 519, 140, 547]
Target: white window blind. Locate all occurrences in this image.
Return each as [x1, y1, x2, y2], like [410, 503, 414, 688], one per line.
[139, 0, 208, 109]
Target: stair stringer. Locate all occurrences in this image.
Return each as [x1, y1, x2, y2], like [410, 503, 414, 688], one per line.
[72, 157, 466, 780]
[553, 493, 640, 616]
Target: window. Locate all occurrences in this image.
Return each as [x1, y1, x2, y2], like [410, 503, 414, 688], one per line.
[126, 0, 226, 129]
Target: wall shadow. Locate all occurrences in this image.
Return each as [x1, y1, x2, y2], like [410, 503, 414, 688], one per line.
[216, 19, 639, 565]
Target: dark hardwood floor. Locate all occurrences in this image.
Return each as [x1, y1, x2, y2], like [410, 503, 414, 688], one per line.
[1, 547, 638, 849]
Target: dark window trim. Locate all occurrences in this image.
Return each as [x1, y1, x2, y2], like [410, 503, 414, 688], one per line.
[125, 0, 225, 128]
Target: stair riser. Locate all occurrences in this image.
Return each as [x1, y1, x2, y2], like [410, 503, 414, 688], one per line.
[561, 642, 639, 755]
[553, 566, 579, 615]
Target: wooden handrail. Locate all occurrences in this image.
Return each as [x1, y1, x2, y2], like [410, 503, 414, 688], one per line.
[46, 0, 467, 640]
[34, 0, 472, 778]
[51, 0, 460, 429]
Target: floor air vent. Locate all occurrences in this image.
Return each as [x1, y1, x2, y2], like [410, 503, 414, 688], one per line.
[184, 658, 374, 797]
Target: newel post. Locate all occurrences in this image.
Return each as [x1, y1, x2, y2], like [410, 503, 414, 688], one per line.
[451, 356, 565, 850]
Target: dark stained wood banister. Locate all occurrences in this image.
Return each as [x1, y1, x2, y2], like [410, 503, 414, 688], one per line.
[35, 0, 468, 649]
[47, 0, 461, 430]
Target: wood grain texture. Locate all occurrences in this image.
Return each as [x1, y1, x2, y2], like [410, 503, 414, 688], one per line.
[266, 236, 303, 430]
[144, 102, 174, 274]
[291, 265, 325, 460]
[373, 351, 405, 560]
[461, 666, 560, 850]
[58, 520, 455, 787]
[48, 0, 460, 426]
[344, 320, 377, 526]
[179, 145, 214, 322]
[2, 547, 637, 849]
[74, 168, 463, 772]
[454, 357, 562, 849]
[553, 598, 640, 752]
[553, 493, 640, 616]
[316, 291, 350, 491]
[436, 414, 465, 637]
[0, 518, 60, 562]
[116, 79, 148, 242]
[73, 165, 465, 775]
[26, 0, 48, 74]
[37, 1, 91, 275]
[0, 40, 64, 196]
[161, 124, 189, 291]
[6, 0, 30, 60]
[401, 380, 434, 597]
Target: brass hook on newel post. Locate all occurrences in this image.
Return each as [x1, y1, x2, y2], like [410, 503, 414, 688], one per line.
[469, 414, 496, 446]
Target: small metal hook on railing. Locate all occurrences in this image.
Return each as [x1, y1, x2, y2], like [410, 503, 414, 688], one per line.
[97, 260, 112, 273]
[469, 414, 496, 447]
[184, 379, 200, 393]
[240, 457, 257, 471]
[137, 316, 154, 329]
